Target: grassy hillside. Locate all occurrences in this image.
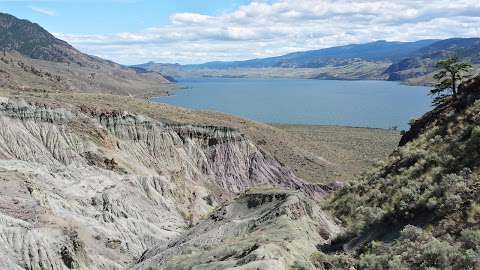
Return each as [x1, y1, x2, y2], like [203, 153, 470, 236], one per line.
[0, 13, 173, 97]
[273, 124, 400, 183]
[314, 77, 480, 269]
[0, 12, 78, 63]
[0, 51, 175, 97]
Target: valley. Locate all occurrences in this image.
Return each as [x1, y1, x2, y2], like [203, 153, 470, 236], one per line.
[0, 8, 479, 270]
[273, 124, 401, 183]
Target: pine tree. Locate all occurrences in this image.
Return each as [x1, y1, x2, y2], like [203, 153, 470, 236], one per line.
[430, 57, 472, 106]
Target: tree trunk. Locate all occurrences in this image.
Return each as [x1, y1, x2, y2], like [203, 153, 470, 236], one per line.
[451, 72, 457, 99]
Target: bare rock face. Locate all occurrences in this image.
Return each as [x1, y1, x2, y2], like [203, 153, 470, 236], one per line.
[0, 98, 334, 269]
[133, 189, 340, 270]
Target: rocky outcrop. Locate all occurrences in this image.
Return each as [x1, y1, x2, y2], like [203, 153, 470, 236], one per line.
[91, 108, 327, 200]
[133, 189, 340, 270]
[0, 98, 332, 269]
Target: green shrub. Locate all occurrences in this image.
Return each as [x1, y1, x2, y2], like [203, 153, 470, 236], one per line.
[324, 94, 480, 270]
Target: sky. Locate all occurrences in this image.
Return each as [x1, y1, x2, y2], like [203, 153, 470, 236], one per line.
[0, 0, 479, 65]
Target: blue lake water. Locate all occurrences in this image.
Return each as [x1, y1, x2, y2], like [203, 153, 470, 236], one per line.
[152, 77, 432, 130]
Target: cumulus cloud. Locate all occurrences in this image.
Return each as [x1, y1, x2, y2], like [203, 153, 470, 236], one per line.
[55, 0, 480, 64]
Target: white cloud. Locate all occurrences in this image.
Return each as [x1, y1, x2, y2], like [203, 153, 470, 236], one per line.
[29, 6, 56, 16]
[170, 13, 212, 25]
[55, 0, 480, 64]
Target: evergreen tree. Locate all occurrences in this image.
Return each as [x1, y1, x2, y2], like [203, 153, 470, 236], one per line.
[430, 57, 472, 106]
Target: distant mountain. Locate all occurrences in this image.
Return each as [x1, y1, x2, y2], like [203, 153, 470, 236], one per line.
[136, 38, 479, 84]
[0, 12, 173, 96]
[385, 38, 480, 81]
[417, 37, 480, 59]
[183, 40, 439, 69]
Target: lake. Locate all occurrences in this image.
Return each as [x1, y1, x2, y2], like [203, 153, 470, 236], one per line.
[152, 78, 432, 130]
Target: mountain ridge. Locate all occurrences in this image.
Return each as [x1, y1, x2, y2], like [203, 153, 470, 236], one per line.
[0, 12, 95, 66]
[136, 38, 480, 84]
[183, 39, 440, 69]
[0, 12, 174, 97]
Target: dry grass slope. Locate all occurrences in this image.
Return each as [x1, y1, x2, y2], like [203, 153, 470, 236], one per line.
[273, 124, 401, 183]
[0, 51, 176, 97]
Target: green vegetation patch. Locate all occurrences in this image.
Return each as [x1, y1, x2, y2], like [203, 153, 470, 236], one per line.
[324, 97, 480, 269]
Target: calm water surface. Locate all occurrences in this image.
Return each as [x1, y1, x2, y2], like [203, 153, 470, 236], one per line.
[152, 78, 432, 130]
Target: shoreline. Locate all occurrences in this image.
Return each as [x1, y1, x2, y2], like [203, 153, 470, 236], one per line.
[270, 123, 402, 132]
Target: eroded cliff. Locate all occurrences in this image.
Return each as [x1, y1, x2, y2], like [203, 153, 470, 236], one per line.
[0, 97, 334, 269]
[134, 189, 340, 270]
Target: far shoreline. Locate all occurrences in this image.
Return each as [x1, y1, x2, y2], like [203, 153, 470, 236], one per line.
[270, 123, 403, 132]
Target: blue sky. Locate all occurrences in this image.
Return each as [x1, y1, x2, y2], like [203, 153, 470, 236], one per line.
[0, 0, 249, 34]
[1, 0, 479, 65]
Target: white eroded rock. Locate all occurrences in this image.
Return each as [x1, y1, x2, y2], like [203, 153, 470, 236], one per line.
[0, 100, 334, 269]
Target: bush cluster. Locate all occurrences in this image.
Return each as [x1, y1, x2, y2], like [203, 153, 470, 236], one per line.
[324, 100, 480, 269]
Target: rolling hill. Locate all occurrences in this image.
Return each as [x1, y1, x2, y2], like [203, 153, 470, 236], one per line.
[0, 12, 174, 97]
